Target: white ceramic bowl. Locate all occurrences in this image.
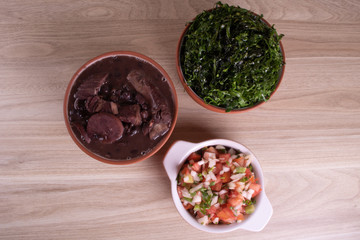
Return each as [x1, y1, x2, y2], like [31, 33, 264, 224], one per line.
[163, 139, 273, 233]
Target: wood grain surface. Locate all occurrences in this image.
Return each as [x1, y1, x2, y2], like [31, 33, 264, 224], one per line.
[1, 0, 359, 239]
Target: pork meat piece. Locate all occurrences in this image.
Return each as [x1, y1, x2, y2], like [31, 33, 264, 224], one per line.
[149, 122, 169, 140]
[74, 73, 109, 100]
[118, 104, 142, 126]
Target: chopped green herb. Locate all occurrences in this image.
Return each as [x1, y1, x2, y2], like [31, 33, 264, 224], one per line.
[183, 197, 192, 202]
[210, 181, 216, 186]
[249, 164, 253, 171]
[217, 149, 226, 154]
[194, 204, 201, 211]
[235, 167, 246, 173]
[220, 176, 225, 180]
[240, 177, 248, 182]
[244, 199, 253, 206]
[180, 1, 284, 111]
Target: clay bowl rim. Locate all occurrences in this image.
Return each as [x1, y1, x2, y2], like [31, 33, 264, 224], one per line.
[64, 51, 178, 165]
[176, 8, 286, 114]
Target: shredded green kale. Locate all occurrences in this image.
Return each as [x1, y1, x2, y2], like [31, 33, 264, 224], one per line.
[180, 2, 284, 111]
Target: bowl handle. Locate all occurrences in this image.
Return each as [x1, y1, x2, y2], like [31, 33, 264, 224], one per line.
[163, 140, 197, 181]
[240, 193, 273, 232]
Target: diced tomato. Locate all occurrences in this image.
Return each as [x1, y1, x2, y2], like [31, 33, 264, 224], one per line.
[221, 171, 231, 183]
[177, 186, 183, 198]
[211, 182, 222, 191]
[236, 213, 245, 221]
[183, 173, 194, 183]
[235, 206, 245, 216]
[212, 163, 223, 175]
[248, 175, 256, 184]
[203, 151, 216, 160]
[183, 202, 192, 210]
[187, 152, 201, 161]
[228, 190, 239, 199]
[249, 183, 262, 197]
[245, 168, 252, 177]
[210, 213, 218, 222]
[227, 191, 244, 207]
[218, 153, 231, 163]
[180, 164, 190, 175]
[206, 205, 217, 215]
[217, 207, 236, 223]
[206, 146, 219, 155]
[196, 211, 205, 218]
[233, 156, 246, 167]
[228, 197, 242, 207]
[191, 162, 201, 173]
[219, 189, 228, 200]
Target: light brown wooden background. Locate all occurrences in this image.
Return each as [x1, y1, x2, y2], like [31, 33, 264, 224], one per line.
[0, 0, 359, 239]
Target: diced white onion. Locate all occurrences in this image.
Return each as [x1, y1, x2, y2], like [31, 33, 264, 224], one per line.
[215, 145, 225, 150]
[234, 204, 242, 210]
[204, 181, 210, 188]
[205, 174, 211, 182]
[197, 215, 209, 225]
[183, 176, 190, 183]
[242, 189, 255, 200]
[235, 182, 245, 192]
[190, 183, 203, 193]
[228, 182, 236, 189]
[181, 188, 192, 198]
[219, 170, 225, 175]
[213, 217, 219, 224]
[230, 173, 245, 181]
[207, 190, 213, 196]
[211, 196, 218, 206]
[219, 189, 227, 195]
[191, 170, 200, 182]
[197, 160, 205, 166]
[245, 155, 252, 167]
[213, 203, 220, 208]
[248, 189, 255, 198]
[233, 162, 240, 167]
[205, 152, 216, 160]
[228, 148, 236, 156]
[231, 154, 238, 160]
[208, 171, 217, 181]
[193, 192, 202, 204]
[222, 166, 230, 172]
[208, 159, 217, 168]
[245, 182, 251, 191]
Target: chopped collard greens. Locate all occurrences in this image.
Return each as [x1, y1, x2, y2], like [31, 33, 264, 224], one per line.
[180, 2, 285, 111]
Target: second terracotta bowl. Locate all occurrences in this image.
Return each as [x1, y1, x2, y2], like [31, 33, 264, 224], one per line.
[176, 8, 285, 114]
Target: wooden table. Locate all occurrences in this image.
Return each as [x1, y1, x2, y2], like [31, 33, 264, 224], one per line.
[1, 0, 359, 239]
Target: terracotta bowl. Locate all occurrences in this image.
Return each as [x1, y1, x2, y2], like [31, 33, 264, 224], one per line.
[176, 9, 285, 114]
[64, 51, 178, 165]
[163, 139, 273, 233]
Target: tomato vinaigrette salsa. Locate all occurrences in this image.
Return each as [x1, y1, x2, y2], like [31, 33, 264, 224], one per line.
[177, 145, 262, 225]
